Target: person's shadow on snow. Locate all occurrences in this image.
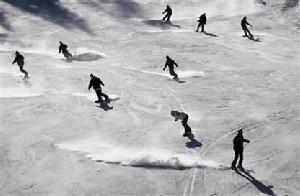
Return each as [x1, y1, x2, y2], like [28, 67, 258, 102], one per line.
[143, 20, 181, 29]
[235, 170, 276, 196]
[96, 101, 113, 111]
[204, 31, 218, 37]
[186, 133, 202, 148]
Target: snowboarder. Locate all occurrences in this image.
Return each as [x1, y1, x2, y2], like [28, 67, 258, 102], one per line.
[59, 41, 72, 60]
[231, 129, 250, 171]
[241, 16, 253, 37]
[163, 55, 179, 79]
[171, 111, 191, 137]
[12, 51, 29, 78]
[162, 5, 172, 22]
[88, 73, 110, 103]
[196, 13, 207, 32]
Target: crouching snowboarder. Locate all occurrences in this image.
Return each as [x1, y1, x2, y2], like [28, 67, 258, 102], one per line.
[171, 111, 191, 137]
[59, 41, 73, 60]
[231, 129, 250, 171]
[12, 51, 29, 79]
[88, 73, 110, 103]
[163, 55, 179, 80]
[196, 13, 207, 32]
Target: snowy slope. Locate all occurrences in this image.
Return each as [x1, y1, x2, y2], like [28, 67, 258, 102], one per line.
[1, 0, 299, 196]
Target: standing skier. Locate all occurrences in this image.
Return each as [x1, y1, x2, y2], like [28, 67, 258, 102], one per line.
[59, 41, 72, 60]
[196, 13, 207, 32]
[231, 129, 250, 171]
[171, 111, 191, 137]
[163, 55, 179, 79]
[88, 73, 110, 103]
[162, 5, 172, 22]
[12, 51, 29, 78]
[241, 16, 253, 37]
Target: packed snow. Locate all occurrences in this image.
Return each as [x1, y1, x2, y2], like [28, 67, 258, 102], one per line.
[1, 0, 299, 196]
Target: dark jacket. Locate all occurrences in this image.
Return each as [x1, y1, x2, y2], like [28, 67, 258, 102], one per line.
[12, 53, 24, 66]
[164, 57, 178, 70]
[163, 7, 172, 15]
[241, 18, 250, 29]
[88, 76, 105, 90]
[233, 133, 250, 151]
[199, 14, 207, 24]
[59, 43, 68, 53]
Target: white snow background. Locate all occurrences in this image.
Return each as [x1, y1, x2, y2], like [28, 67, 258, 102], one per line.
[1, 0, 299, 196]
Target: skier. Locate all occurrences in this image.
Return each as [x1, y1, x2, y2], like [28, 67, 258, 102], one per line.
[196, 13, 207, 32]
[88, 73, 110, 103]
[162, 5, 172, 22]
[241, 16, 253, 37]
[12, 51, 29, 78]
[231, 129, 250, 171]
[163, 55, 179, 80]
[59, 41, 72, 60]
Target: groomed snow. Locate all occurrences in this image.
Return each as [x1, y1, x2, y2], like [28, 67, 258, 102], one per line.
[1, 0, 299, 196]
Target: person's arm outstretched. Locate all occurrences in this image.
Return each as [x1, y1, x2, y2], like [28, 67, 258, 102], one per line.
[12, 57, 17, 65]
[163, 62, 168, 70]
[243, 139, 250, 143]
[88, 81, 92, 90]
[246, 20, 253, 27]
[100, 80, 105, 86]
[175, 62, 179, 67]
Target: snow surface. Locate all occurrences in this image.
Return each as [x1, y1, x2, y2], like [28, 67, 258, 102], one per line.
[1, 0, 299, 196]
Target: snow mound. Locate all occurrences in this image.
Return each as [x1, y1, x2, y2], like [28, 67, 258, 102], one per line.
[177, 70, 206, 78]
[72, 47, 105, 61]
[56, 139, 222, 170]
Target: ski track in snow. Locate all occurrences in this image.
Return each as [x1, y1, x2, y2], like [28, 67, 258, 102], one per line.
[128, 66, 205, 79]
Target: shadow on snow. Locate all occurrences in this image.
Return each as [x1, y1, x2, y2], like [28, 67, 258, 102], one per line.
[143, 20, 181, 29]
[80, 0, 145, 19]
[235, 170, 276, 196]
[186, 133, 202, 148]
[3, 0, 92, 33]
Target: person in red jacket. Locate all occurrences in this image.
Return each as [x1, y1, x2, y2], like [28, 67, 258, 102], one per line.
[231, 129, 250, 171]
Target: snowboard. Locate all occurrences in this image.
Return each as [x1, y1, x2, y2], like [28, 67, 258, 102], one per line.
[243, 35, 260, 42]
[217, 165, 254, 173]
[168, 77, 185, 83]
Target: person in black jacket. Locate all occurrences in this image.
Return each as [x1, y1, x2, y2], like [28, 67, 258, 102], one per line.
[196, 13, 207, 32]
[59, 41, 72, 60]
[12, 51, 29, 78]
[88, 73, 110, 103]
[162, 5, 172, 21]
[163, 55, 178, 79]
[231, 129, 250, 171]
[241, 17, 253, 37]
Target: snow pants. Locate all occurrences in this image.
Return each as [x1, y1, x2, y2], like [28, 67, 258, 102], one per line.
[18, 61, 28, 77]
[94, 88, 109, 102]
[231, 149, 244, 167]
[182, 115, 191, 133]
